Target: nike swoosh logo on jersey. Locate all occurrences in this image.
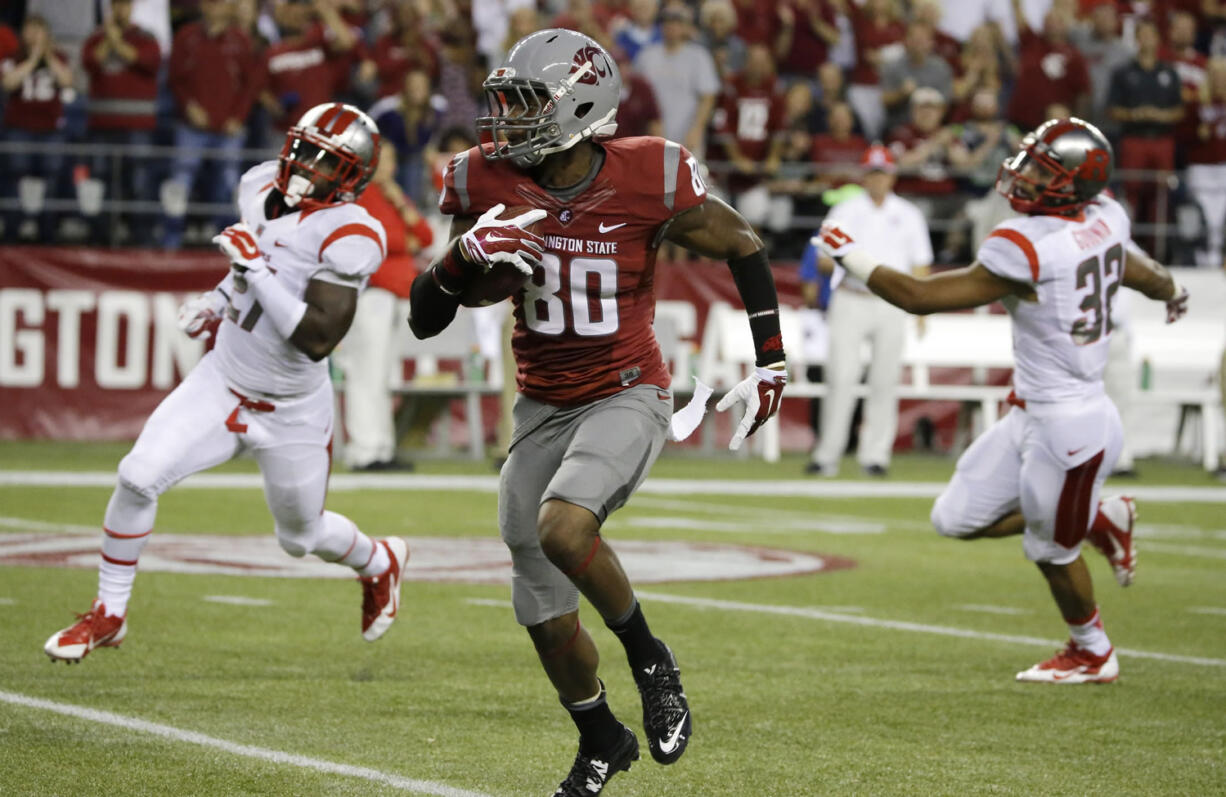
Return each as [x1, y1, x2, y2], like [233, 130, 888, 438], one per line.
[1067, 446, 1087, 456]
[274, 241, 288, 248]
[657, 711, 689, 755]
[598, 221, 627, 233]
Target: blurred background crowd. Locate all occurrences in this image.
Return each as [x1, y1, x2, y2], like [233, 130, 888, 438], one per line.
[2, 0, 1225, 267]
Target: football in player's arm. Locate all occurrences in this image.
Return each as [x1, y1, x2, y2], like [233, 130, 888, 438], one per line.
[406, 28, 785, 797]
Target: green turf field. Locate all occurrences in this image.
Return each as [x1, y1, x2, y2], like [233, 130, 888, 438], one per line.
[1, 443, 1223, 796]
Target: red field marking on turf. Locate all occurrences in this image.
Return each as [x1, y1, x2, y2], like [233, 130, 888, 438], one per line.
[0, 532, 854, 584]
[0, 690, 495, 797]
[636, 590, 1226, 668]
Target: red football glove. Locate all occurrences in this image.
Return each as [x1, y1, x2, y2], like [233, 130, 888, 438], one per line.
[715, 364, 787, 450]
[458, 203, 547, 275]
[1165, 284, 1188, 324]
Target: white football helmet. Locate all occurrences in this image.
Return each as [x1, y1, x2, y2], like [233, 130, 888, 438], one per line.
[276, 102, 380, 207]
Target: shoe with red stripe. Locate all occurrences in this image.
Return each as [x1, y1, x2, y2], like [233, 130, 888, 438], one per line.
[1086, 495, 1137, 587]
[360, 538, 408, 642]
[44, 599, 127, 663]
[1015, 641, 1119, 684]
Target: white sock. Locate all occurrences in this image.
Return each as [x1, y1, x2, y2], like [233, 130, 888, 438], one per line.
[314, 510, 388, 576]
[1067, 608, 1112, 656]
[96, 527, 151, 618]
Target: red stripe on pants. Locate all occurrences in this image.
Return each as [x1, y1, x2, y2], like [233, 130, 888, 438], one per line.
[1053, 450, 1105, 549]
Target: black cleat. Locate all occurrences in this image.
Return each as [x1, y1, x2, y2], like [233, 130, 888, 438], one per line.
[553, 724, 638, 796]
[635, 641, 691, 765]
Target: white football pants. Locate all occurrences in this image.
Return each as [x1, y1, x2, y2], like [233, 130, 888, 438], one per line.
[812, 289, 906, 472]
[114, 352, 359, 561]
[930, 393, 1123, 564]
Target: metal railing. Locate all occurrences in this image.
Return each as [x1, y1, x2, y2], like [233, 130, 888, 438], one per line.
[0, 139, 1215, 263]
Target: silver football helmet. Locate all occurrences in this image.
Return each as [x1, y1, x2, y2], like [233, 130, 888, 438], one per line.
[276, 102, 380, 207]
[476, 28, 620, 168]
[996, 117, 1113, 215]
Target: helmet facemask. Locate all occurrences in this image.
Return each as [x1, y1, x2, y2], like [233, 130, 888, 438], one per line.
[477, 57, 617, 168]
[996, 139, 1081, 215]
[276, 127, 374, 208]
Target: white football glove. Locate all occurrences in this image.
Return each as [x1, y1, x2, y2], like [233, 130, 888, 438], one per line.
[212, 223, 267, 288]
[815, 221, 878, 283]
[459, 203, 547, 276]
[715, 364, 787, 450]
[177, 291, 225, 338]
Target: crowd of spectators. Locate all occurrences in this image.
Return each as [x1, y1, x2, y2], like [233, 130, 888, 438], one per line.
[1, 0, 1225, 265]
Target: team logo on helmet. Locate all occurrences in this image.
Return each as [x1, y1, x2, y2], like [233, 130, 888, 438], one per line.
[571, 45, 612, 85]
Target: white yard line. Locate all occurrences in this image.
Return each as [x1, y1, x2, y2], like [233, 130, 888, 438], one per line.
[1188, 607, 1226, 616]
[951, 604, 1032, 616]
[634, 590, 1226, 668]
[202, 595, 274, 607]
[1144, 542, 1226, 560]
[3, 471, 1225, 503]
[0, 690, 496, 797]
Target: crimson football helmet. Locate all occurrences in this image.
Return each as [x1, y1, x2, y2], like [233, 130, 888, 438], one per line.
[477, 28, 620, 168]
[995, 118, 1113, 215]
[276, 102, 380, 208]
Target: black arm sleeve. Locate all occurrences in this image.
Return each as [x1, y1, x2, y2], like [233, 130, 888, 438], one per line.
[407, 265, 462, 339]
[727, 248, 786, 366]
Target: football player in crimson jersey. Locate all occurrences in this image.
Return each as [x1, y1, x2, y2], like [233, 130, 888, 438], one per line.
[818, 118, 1189, 685]
[409, 29, 787, 796]
[44, 103, 411, 663]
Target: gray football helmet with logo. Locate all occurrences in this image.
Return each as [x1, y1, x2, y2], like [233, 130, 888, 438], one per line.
[476, 28, 620, 168]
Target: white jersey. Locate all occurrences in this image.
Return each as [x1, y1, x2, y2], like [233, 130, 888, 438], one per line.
[212, 162, 387, 399]
[976, 195, 1131, 403]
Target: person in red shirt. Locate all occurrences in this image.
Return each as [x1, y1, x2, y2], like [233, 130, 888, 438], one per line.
[1, 15, 73, 242]
[609, 54, 661, 139]
[718, 44, 786, 196]
[773, 0, 839, 82]
[846, 0, 907, 139]
[338, 143, 433, 471]
[370, 2, 439, 99]
[809, 101, 869, 192]
[80, 0, 161, 244]
[1005, 7, 1090, 131]
[1185, 57, 1226, 267]
[256, 0, 361, 133]
[163, 0, 260, 249]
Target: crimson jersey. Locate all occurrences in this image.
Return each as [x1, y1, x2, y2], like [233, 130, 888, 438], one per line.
[439, 137, 707, 406]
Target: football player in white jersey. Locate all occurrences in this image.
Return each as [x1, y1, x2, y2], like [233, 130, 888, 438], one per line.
[44, 103, 406, 663]
[818, 118, 1189, 684]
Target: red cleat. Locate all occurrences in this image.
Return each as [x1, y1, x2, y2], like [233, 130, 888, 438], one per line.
[1016, 641, 1119, 684]
[360, 538, 408, 642]
[44, 599, 127, 663]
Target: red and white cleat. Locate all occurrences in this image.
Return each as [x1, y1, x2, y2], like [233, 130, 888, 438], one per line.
[1016, 642, 1119, 684]
[1087, 495, 1137, 587]
[44, 599, 127, 663]
[360, 538, 409, 642]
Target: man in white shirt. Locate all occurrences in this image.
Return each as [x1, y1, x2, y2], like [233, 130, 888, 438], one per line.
[807, 145, 932, 477]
